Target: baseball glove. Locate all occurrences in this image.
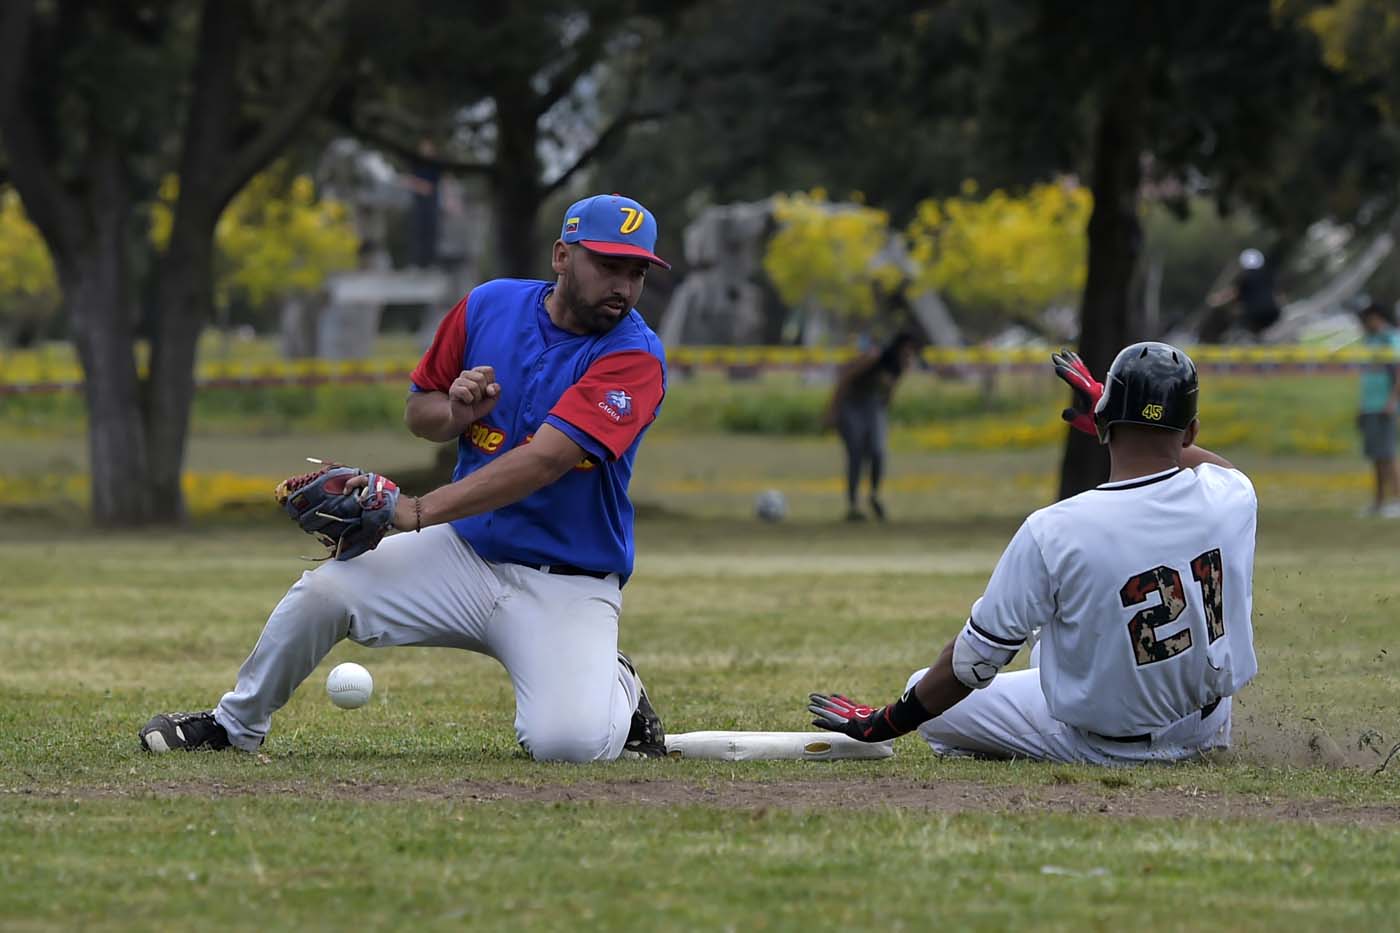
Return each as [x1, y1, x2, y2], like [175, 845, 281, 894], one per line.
[274, 461, 401, 561]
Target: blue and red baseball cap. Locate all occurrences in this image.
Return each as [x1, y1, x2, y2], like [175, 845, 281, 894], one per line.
[560, 194, 670, 270]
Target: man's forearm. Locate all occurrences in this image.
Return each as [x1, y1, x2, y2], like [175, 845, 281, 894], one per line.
[911, 640, 973, 720]
[417, 444, 574, 527]
[405, 392, 473, 443]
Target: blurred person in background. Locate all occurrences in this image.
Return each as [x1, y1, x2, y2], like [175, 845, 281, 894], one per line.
[1357, 301, 1400, 517]
[403, 137, 442, 269]
[825, 331, 921, 522]
[1202, 248, 1281, 343]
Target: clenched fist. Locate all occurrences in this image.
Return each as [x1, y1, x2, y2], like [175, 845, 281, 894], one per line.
[448, 366, 501, 421]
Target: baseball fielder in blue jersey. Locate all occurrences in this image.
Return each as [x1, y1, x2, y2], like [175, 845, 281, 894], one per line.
[139, 194, 672, 762]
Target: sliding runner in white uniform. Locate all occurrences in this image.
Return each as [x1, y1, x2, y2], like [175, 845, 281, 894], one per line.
[809, 342, 1257, 764]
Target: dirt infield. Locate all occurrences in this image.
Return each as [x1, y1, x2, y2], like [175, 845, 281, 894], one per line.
[19, 777, 1399, 827]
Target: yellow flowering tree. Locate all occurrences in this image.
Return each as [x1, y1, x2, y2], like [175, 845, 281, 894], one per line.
[763, 190, 904, 325]
[1293, 0, 1400, 92]
[0, 190, 60, 343]
[906, 180, 1093, 322]
[152, 166, 358, 324]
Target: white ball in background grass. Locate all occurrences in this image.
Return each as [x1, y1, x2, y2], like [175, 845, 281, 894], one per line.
[326, 662, 373, 709]
[755, 489, 788, 523]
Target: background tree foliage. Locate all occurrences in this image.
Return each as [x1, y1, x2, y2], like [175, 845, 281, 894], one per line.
[338, 0, 684, 279]
[593, 0, 993, 279]
[762, 191, 903, 325]
[1280, 0, 1400, 241]
[0, 189, 58, 345]
[1294, 0, 1400, 109]
[151, 168, 358, 318]
[907, 180, 1092, 325]
[762, 182, 1092, 335]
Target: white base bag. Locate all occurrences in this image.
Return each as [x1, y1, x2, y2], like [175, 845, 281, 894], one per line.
[663, 730, 895, 761]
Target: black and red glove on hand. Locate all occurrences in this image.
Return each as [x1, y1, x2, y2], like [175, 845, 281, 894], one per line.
[807, 689, 931, 744]
[1051, 349, 1104, 436]
[274, 463, 400, 561]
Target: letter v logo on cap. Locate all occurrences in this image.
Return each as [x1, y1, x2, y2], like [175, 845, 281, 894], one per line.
[619, 207, 644, 235]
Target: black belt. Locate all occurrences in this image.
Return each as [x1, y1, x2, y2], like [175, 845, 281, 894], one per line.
[525, 562, 612, 580]
[1088, 698, 1222, 745]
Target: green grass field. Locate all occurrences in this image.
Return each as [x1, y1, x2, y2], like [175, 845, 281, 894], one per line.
[4, 368, 1400, 931]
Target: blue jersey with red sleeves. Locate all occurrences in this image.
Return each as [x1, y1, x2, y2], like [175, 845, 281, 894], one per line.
[409, 278, 666, 580]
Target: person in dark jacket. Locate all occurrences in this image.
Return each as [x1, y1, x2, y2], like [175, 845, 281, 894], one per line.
[826, 332, 920, 521]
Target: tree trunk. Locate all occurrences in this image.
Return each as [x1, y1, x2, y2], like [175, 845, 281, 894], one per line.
[63, 150, 156, 525]
[71, 299, 152, 526]
[0, 0, 34, 122]
[490, 78, 545, 278]
[145, 234, 215, 522]
[1057, 81, 1145, 500]
[141, 0, 340, 522]
[491, 180, 544, 279]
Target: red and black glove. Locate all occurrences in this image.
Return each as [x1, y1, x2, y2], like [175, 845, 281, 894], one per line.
[1051, 349, 1103, 436]
[807, 689, 932, 743]
[274, 463, 400, 561]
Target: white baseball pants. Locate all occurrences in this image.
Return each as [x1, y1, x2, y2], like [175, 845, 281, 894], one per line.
[904, 643, 1232, 765]
[214, 524, 641, 762]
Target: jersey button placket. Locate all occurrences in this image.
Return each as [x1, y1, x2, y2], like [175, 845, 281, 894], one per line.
[522, 356, 545, 421]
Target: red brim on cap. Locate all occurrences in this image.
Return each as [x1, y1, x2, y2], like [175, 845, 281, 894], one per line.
[579, 239, 671, 270]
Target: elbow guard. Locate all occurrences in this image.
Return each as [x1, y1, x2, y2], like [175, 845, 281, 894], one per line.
[951, 620, 1020, 690]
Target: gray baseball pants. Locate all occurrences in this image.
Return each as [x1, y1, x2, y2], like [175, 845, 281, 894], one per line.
[213, 524, 640, 761]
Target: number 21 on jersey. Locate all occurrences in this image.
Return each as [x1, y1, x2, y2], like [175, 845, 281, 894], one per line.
[1119, 549, 1225, 666]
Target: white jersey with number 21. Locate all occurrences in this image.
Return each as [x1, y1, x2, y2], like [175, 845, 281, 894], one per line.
[968, 464, 1257, 737]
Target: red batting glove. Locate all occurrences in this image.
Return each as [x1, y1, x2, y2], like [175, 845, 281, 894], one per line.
[1051, 349, 1103, 436]
[809, 693, 898, 742]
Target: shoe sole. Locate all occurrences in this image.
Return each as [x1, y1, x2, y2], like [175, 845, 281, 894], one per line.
[140, 731, 173, 753]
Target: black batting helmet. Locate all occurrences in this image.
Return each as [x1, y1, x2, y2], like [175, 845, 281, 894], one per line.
[1093, 341, 1198, 443]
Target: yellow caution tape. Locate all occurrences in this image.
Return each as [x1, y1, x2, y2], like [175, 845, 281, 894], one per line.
[4, 345, 1398, 394]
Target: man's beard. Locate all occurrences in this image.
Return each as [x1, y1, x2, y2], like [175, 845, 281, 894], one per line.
[559, 276, 624, 334]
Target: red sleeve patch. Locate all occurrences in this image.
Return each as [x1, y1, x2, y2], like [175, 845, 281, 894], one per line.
[549, 350, 665, 460]
[409, 295, 468, 392]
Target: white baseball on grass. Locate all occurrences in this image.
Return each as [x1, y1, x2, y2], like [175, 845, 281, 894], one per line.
[326, 662, 373, 709]
[755, 489, 787, 522]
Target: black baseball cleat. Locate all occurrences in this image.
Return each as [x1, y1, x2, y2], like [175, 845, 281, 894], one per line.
[139, 710, 233, 753]
[618, 653, 667, 759]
